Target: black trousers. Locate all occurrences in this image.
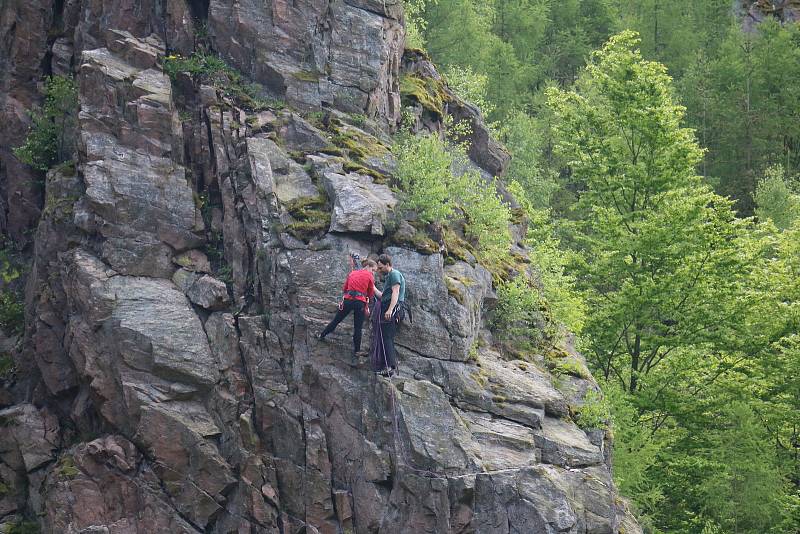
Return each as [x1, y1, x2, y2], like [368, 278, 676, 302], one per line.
[321, 299, 365, 352]
[379, 301, 397, 369]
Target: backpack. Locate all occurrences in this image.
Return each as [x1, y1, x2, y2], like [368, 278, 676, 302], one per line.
[390, 272, 412, 325]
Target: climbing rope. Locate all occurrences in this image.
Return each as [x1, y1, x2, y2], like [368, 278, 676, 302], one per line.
[370, 299, 451, 479]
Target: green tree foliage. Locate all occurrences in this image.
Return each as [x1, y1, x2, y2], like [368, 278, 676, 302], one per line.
[696, 402, 789, 532]
[442, 64, 495, 119]
[615, 7, 800, 213]
[13, 76, 78, 171]
[754, 164, 800, 229]
[507, 181, 586, 334]
[394, 133, 455, 223]
[404, 0, 436, 49]
[545, 32, 800, 532]
[497, 111, 557, 209]
[422, 0, 618, 120]
[491, 276, 541, 341]
[548, 31, 748, 392]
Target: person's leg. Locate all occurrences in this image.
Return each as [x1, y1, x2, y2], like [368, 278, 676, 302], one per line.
[352, 301, 365, 353]
[380, 316, 397, 370]
[320, 303, 352, 338]
[381, 321, 397, 369]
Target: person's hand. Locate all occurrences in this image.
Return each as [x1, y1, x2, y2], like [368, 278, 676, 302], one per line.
[384, 310, 391, 320]
[365, 306, 371, 317]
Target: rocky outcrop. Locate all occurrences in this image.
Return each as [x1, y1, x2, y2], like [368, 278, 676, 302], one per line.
[208, 0, 405, 121]
[401, 50, 510, 177]
[0, 3, 641, 533]
[738, 0, 800, 31]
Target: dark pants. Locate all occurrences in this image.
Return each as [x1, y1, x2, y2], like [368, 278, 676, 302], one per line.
[379, 301, 397, 369]
[321, 299, 365, 352]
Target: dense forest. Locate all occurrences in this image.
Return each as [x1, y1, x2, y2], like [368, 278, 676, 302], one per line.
[408, 1, 800, 532]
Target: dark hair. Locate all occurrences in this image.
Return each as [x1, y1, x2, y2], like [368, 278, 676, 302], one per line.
[362, 259, 377, 269]
[377, 254, 392, 266]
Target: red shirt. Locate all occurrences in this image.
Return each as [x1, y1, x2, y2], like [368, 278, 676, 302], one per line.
[342, 270, 375, 303]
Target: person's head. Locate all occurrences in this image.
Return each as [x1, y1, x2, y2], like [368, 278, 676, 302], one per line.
[362, 259, 378, 273]
[377, 254, 392, 274]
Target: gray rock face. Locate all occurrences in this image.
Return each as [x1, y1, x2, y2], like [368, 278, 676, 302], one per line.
[401, 51, 511, 177]
[42, 435, 200, 533]
[247, 137, 319, 204]
[386, 247, 494, 362]
[78, 35, 203, 277]
[738, 0, 800, 31]
[2, 18, 641, 534]
[208, 0, 404, 121]
[173, 268, 231, 310]
[0, 404, 60, 474]
[323, 171, 398, 235]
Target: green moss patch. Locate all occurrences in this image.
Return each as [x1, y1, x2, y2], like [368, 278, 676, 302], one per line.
[330, 130, 388, 161]
[400, 74, 450, 117]
[57, 456, 80, 478]
[292, 70, 321, 82]
[285, 195, 331, 241]
[445, 277, 466, 305]
[442, 226, 476, 264]
[342, 161, 389, 184]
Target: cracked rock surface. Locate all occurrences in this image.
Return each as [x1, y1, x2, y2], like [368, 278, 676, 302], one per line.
[0, 2, 640, 532]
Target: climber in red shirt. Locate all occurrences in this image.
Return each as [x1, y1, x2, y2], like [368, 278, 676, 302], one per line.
[319, 258, 378, 358]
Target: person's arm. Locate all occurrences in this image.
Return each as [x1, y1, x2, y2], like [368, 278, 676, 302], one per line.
[373, 284, 382, 300]
[384, 284, 400, 320]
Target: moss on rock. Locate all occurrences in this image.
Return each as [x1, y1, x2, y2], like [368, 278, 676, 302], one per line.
[400, 74, 450, 117]
[284, 195, 331, 241]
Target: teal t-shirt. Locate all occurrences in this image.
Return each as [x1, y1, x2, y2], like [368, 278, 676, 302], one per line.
[381, 269, 406, 304]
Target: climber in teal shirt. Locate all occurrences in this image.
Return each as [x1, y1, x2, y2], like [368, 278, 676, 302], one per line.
[373, 253, 405, 376]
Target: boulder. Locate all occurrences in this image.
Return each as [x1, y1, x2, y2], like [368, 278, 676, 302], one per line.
[384, 247, 493, 362]
[322, 171, 397, 235]
[173, 268, 231, 310]
[247, 137, 318, 204]
[278, 113, 329, 152]
[173, 249, 212, 273]
[0, 404, 59, 473]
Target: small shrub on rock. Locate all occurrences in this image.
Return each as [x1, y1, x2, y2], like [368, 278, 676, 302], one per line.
[393, 132, 512, 259]
[163, 52, 271, 110]
[491, 276, 544, 349]
[574, 389, 611, 430]
[13, 75, 78, 171]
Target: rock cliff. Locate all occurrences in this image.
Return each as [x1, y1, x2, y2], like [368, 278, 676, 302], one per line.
[0, 1, 641, 532]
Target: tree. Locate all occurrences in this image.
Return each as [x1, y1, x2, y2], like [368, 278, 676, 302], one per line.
[754, 164, 800, 230]
[696, 402, 788, 532]
[547, 31, 749, 393]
